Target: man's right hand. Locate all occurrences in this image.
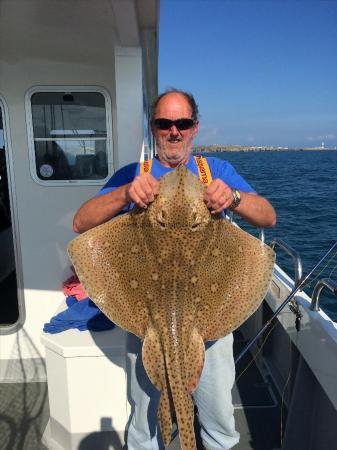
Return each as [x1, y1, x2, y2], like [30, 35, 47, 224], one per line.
[126, 173, 160, 208]
[73, 173, 160, 234]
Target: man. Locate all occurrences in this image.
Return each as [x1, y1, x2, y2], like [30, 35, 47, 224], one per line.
[73, 89, 276, 450]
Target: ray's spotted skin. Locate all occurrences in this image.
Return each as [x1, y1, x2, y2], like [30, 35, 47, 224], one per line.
[68, 165, 275, 450]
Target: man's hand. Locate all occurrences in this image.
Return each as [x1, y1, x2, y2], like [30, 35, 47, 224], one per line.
[126, 173, 160, 208]
[204, 178, 234, 214]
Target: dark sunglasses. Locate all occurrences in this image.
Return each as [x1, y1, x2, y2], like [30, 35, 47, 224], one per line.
[153, 118, 195, 131]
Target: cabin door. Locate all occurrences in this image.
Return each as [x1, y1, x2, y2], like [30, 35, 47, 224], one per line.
[0, 102, 19, 326]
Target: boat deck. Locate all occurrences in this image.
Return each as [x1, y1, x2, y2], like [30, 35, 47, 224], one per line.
[0, 331, 282, 450]
[0, 381, 49, 450]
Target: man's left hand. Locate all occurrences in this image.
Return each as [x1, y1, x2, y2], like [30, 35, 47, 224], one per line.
[204, 179, 234, 214]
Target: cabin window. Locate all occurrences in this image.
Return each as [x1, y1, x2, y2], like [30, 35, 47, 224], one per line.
[28, 90, 112, 184]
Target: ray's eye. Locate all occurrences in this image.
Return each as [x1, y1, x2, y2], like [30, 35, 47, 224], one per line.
[157, 209, 167, 229]
[191, 212, 202, 231]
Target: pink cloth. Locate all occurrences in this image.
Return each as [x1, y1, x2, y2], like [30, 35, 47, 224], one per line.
[63, 275, 88, 301]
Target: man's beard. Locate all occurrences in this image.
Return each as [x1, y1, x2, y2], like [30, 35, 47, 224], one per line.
[157, 139, 191, 166]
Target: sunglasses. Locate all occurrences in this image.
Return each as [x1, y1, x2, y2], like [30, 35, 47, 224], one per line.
[153, 118, 196, 131]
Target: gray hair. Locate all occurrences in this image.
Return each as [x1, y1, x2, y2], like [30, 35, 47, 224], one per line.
[151, 88, 199, 121]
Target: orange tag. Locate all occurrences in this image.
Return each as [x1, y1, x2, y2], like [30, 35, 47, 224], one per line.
[194, 156, 212, 186]
[140, 159, 153, 174]
[140, 156, 212, 186]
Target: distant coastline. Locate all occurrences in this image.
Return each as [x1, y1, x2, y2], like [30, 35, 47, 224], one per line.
[192, 145, 337, 153]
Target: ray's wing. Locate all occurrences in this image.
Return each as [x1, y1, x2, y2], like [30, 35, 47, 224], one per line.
[194, 219, 275, 341]
[68, 213, 151, 338]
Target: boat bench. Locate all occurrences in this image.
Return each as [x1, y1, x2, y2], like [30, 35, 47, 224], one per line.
[41, 302, 128, 450]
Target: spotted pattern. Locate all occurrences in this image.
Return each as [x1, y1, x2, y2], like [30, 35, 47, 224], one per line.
[68, 165, 275, 450]
[130, 280, 138, 289]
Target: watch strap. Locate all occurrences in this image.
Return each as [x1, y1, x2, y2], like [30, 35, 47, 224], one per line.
[229, 188, 241, 210]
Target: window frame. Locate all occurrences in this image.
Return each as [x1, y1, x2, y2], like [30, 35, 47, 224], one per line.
[25, 86, 113, 186]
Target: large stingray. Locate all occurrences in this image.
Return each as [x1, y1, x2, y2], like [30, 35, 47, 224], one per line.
[68, 165, 275, 449]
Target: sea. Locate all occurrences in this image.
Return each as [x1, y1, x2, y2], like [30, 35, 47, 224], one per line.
[203, 150, 337, 321]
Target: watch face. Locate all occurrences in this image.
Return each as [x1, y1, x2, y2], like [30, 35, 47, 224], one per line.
[231, 189, 241, 209]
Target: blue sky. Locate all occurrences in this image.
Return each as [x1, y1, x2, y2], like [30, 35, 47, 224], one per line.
[159, 0, 337, 148]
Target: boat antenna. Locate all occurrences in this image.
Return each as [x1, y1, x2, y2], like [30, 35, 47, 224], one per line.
[235, 240, 337, 365]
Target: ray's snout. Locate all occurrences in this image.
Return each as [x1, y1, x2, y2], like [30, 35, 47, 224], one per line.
[148, 166, 210, 230]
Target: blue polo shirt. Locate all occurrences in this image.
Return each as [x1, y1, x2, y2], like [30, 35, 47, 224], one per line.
[99, 155, 254, 194]
[97, 155, 255, 215]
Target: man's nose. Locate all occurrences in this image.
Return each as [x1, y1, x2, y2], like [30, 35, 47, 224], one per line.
[169, 124, 179, 135]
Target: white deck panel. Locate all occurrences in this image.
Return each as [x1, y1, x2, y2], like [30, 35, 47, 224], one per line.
[266, 266, 337, 410]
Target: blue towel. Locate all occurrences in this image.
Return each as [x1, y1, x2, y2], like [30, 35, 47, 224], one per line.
[43, 296, 115, 333]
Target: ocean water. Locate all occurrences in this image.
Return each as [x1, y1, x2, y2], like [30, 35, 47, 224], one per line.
[204, 150, 337, 321]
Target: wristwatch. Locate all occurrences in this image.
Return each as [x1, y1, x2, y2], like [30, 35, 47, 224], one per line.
[229, 188, 241, 210]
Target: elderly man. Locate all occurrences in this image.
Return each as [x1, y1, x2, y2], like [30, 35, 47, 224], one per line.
[73, 89, 276, 450]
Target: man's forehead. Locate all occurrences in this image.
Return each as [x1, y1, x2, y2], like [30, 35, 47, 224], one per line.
[155, 93, 192, 114]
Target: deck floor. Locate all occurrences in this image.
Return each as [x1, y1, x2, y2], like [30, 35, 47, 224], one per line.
[0, 381, 49, 450]
[0, 332, 282, 450]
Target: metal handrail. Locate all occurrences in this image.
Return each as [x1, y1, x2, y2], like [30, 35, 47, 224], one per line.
[310, 278, 337, 311]
[226, 212, 265, 244]
[259, 228, 265, 244]
[270, 238, 303, 288]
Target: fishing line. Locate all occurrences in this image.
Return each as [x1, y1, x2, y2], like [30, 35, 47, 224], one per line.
[280, 330, 294, 448]
[235, 320, 279, 383]
[328, 261, 337, 280]
[305, 249, 337, 290]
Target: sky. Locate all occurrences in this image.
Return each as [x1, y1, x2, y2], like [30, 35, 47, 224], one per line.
[158, 0, 337, 148]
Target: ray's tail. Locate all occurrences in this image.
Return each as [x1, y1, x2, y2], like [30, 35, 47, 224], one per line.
[142, 326, 175, 446]
[161, 328, 205, 450]
[142, 325, 205, 449]
[164, 357, 196, 449]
